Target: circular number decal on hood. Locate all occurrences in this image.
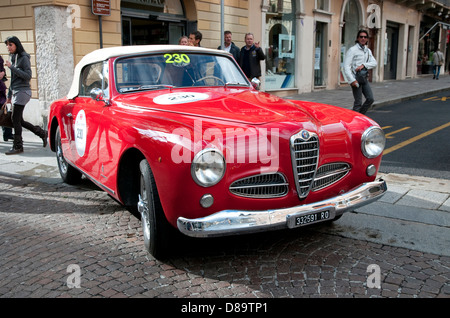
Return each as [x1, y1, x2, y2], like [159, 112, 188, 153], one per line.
[153, 92, 209, 105]
[74, 110, 87, 157]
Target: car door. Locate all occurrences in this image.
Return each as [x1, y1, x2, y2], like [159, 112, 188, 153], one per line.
[67, 61, 109, 181]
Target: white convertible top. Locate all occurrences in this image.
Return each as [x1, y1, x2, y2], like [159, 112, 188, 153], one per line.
[67, 45, 227, 99]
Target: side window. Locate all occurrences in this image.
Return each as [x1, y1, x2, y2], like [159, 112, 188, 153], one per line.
[80, 62, 108, 97]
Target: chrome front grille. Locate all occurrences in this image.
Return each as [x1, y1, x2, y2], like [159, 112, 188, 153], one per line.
[290, 131, 319, 199]
[229, 173, 289, 198]
[312, 162, 351, 191]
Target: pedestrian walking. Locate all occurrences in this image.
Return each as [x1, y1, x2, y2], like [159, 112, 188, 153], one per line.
[218, 31, 240, 62]
[0, 55, 13, 142]
[239, 33, 265, 81]
[4, 36, 47, 155]
[432, 47, 444, 80]
[343, 30, 378, 114]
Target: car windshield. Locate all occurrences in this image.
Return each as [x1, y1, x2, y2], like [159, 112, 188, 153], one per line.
[115, 52, 249, 93]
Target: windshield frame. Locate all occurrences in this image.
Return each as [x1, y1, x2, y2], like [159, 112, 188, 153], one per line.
[113, 50, 250, 94]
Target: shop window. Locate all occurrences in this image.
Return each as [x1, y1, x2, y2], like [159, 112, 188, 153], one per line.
[121, 0, 186, 45]
[316, 0, 330, 11]
[265, 0, 296, 90]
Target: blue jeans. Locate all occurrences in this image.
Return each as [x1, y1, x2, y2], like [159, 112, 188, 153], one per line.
[351, 80, 374, 114]
[433, 65, 441, 78]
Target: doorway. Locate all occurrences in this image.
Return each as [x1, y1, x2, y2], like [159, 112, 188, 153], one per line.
[384, 22, 399, 80]
[315, 22, 327, 87]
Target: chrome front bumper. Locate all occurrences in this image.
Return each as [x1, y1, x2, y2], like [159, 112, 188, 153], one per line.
[177, 179, 387, 238]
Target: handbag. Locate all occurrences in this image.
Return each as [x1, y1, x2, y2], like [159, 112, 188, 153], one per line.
[355, 67, 369, 84]
[0, 103, 13, 128]
[355, 51, 371, 84]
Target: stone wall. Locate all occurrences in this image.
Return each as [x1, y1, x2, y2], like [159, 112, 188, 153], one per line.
[34, 5, 74, 127]
[195, 0, 249, 49]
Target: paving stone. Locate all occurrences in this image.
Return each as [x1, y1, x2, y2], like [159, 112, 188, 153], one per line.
[0, 173, 449, 300]
[396, 189, 449, 210]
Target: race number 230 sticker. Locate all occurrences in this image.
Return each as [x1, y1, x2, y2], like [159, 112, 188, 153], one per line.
[74, 110, 87, 157]
[164, 53, 190, 66]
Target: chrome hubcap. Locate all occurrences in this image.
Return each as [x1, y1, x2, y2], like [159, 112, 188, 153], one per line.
[56, 143, 68, 175]
[139, 175, 151, 242]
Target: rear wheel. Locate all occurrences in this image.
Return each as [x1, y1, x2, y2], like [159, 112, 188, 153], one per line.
[56, 126, 82, 185]
[138, 159, 174, 259]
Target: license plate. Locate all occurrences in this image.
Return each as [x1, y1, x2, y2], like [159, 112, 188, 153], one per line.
[287, 208, 335, 228]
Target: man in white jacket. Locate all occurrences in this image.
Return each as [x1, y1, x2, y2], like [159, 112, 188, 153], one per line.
[343, 30, 378, 114]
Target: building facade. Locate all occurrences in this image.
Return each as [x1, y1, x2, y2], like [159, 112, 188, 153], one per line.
[1, 0, 449, 125]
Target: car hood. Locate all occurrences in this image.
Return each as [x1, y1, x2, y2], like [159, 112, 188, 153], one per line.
[114, 88, 316, 125]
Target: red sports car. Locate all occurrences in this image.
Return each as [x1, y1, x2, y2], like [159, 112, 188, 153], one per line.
[48, 45, 387, 259]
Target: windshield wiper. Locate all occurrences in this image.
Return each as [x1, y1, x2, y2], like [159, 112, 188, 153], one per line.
[120, 84, 175, 93]
[225, 82, 249, 88]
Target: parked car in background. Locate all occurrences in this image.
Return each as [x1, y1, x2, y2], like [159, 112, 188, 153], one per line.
[48, 45, 387, 259]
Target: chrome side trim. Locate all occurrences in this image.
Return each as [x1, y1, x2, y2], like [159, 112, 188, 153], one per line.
[177, 179, 387, 238]
[64, 157, 115, 195]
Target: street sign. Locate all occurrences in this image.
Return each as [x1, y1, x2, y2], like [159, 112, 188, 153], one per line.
[92, 0, 111, 16]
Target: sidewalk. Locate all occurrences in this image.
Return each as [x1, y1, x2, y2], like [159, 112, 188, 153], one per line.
[0, 75, 449, 212]
[286, 73, 450, 109]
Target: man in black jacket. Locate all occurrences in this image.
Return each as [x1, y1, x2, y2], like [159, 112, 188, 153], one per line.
[239, 33, 265, 80]
[218, 31, 240, 62]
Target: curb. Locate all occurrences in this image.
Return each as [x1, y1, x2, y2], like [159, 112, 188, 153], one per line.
[373, 86, 450, 108]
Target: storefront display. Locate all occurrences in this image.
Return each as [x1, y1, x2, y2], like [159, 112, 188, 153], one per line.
[265, 0, 296, 90]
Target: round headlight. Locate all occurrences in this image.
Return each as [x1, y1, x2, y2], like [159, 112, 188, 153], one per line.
[191, 148, 226, 187]
[361, 127, 386, 158]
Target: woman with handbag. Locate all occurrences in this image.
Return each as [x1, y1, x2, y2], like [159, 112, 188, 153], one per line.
[343, 30, 378, 114]
[0, 55, 13, 142]
[4, 36, 47, 155]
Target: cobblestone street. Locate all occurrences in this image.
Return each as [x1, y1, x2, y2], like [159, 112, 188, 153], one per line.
[1, 173, 449, 299]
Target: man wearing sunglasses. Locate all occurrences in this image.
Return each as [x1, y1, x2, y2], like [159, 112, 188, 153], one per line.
[343, 30, 378, 114]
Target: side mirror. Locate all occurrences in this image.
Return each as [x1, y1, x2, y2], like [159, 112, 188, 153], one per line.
[90, 87, 104, 101]
[90, 88, 110, 105]
[251, 78, 261, 90]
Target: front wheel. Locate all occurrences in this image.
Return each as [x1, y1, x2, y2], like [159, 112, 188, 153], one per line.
[138, 159, 174, 259]
[55, 126, 82, 185]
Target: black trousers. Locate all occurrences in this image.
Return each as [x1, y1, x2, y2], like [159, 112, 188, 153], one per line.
[12, 104, 44, 137]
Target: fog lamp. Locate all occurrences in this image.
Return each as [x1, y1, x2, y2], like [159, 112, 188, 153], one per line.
[200, 194, 214, 208]
[366, 164, 377, 177]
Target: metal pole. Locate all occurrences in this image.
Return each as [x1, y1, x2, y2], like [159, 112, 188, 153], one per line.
[99, 15, 103, 48]
[220, 0, 224, 50]
[419, 22, 439, 41]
